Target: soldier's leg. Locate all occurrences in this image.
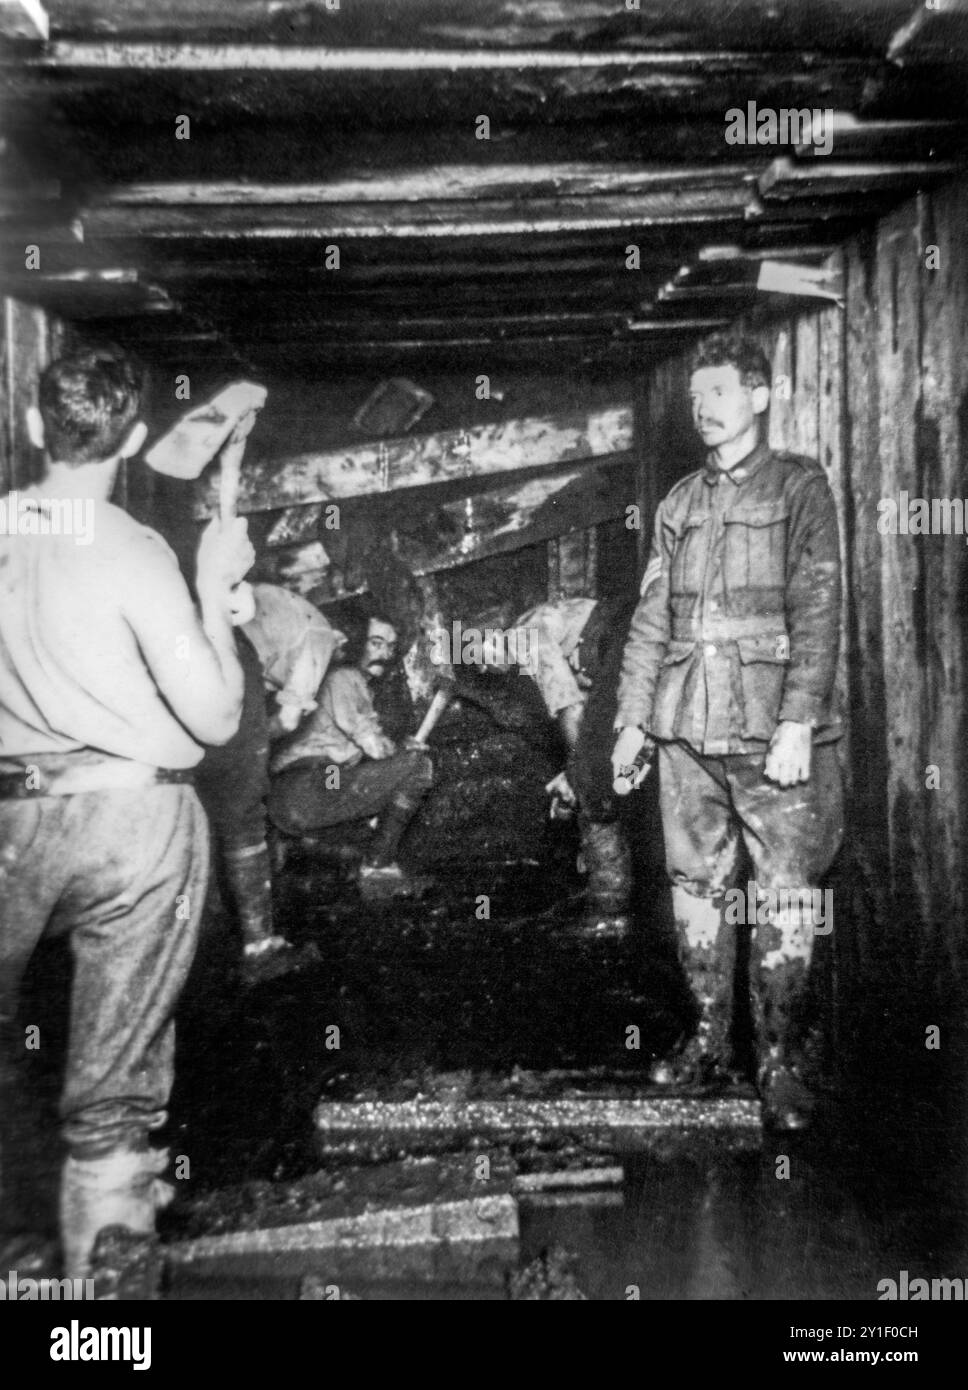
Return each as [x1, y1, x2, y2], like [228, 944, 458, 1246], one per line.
[57, 785, 209, 1275]
[653, 742, 743, 1085]
[727, 744, 845, 1129]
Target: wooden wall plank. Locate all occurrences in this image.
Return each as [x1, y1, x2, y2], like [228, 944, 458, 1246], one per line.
[875, 200, 932, 929]
[918, 179, 968, 941]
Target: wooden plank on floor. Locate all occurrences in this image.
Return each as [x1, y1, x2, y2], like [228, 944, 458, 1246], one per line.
[168, 1194, 518, 1264]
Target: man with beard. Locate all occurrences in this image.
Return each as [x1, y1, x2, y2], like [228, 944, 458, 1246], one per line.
[268, 612, 433, 901]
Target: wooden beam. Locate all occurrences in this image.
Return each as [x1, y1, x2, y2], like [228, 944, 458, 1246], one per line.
[267, 456, 636, 584]
[0, 274, 174, 317]
[18, 43, 866, 75]
[792, 114, 968, 161]
[0, 1, 47, 41]
[758, 155, 962, 200]
[81, 189, 754, 240]
[98, 166, 761, 206]
[193, 405, 634, 518]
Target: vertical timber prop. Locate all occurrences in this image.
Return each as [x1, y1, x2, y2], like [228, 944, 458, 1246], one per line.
[0, 298, 51, 492]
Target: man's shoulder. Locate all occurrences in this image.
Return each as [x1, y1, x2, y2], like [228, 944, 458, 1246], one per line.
[769, 449, 826, 479]
[660, 468, 705, 512]
[323, 665, 365, 695]
[96, 501, 180, 556]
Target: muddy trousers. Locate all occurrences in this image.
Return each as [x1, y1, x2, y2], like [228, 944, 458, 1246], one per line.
[268, 749, 433, 864]
[657, 740, 843, 1075]
[577, 814, 632, 918]
[0, 786, 208, 1270]
[196, 631, 275, 949]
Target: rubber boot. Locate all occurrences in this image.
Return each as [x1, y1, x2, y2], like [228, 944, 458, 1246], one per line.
[651, 886, 738, 1089]
[358, 790, 433, 902]
[223, 842, 295, 985]
[577, 815, 632, 939]
[59, 1146, 173, 1280]
[751, 897, 817, 1131]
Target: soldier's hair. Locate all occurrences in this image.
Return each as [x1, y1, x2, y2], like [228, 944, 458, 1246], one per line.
[689, 333, 771, 391]
[38, 344, 143, 465]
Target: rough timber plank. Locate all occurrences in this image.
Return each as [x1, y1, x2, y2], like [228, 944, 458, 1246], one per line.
[313, 1096, 763, 1160]
[167, 1194, 518, 1264]
[193, 407, 634, 518]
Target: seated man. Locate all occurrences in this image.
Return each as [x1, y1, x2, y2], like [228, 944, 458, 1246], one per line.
[194, 582, 345, 981]
[268, 612, 433, 901]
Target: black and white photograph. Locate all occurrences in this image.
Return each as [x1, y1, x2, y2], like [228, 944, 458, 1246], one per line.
[0, 0, 966, 1339]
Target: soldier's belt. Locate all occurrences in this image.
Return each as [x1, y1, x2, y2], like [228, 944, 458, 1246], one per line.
[0, 757, 195, 799]
[671, 618, 786, 642]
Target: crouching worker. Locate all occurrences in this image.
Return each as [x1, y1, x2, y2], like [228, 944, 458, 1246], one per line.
[195, 579, 345, 982]
[475, 597, 636, 938]
[611, 332, 844, 1130]
[0, 346, 252, 1275]
[268, 612, 433, 902]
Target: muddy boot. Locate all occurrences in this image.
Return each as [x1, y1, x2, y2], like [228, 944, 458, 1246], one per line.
[578, 815, 632, 940]
[751, 899, 816, 1132]
[357, 862, 434, 902]
[650, 886, 738, 1089]
[223, 843, 293, 985]
[59, 1146, 173, 1280]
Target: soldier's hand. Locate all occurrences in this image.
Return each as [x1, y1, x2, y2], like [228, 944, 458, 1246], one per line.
[545, 770, 576, 804]
[612, 726, 646, 783]
[764, 720, 813, 787]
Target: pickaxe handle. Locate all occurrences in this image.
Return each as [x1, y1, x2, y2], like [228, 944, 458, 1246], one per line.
[219, 449, 242, 523]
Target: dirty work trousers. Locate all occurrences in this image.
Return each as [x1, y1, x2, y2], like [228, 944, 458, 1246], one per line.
[657, 739, 844, 901]
[0, 786, 208, 1164]
[656, 739, 843, 1069]
[195, 632, 274, 946]
[268, 749, 433, 841]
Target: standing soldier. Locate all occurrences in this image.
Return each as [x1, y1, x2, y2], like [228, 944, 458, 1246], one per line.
[0, 346, 252, 1274]
[612, 333, 844, 1130]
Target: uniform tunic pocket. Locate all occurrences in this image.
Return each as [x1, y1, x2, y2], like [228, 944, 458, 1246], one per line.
[723, 501, 788, 592]
[671, 512, 709, 593]
[736, 633, 789, 741]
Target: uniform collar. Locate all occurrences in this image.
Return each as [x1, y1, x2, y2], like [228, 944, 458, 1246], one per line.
[702, 436, 771, 487]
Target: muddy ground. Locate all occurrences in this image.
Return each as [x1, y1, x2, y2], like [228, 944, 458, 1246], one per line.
[8, 690, 967, 1299]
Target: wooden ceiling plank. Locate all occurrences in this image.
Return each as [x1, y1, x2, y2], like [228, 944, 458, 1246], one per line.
[96, 165, 761, 207]
[81, 189, 754, 240]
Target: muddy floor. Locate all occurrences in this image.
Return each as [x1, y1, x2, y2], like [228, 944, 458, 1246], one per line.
[7, 694, 968, 1299]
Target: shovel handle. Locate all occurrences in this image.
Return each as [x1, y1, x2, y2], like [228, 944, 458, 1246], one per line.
[219, 451, 242, 524]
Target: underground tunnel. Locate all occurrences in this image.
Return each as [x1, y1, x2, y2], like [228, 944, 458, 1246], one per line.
[0, 0, 967, 1317]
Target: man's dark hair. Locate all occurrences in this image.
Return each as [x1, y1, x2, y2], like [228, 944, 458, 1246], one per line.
[689, 332, 771, 392]
[38, 344, 143, 465]
[338, 605, 398, 667]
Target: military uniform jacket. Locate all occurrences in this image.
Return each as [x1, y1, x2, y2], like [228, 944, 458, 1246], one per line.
[615, 439, 843, 756]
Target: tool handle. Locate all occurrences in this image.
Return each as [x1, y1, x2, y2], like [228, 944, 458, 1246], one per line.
[219, 450, 242, 524]
[414, 687, 452, 745]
